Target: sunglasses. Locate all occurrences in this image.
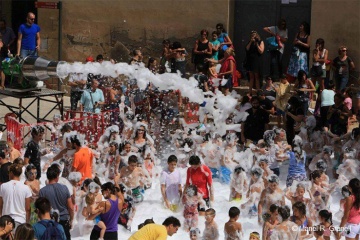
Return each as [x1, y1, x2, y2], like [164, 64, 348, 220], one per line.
[137, 129, 145, 132]
[29, 18, 35, 21]
[341, 49, 347, 52]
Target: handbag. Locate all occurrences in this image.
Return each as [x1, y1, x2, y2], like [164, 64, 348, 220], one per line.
[311, 65, 323, 77]
[266, 36, 278, 51]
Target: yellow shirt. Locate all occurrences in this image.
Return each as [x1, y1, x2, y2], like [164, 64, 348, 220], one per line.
[128, 224, 168, 240]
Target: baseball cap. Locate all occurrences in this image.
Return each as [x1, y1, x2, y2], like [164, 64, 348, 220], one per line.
[86, 56, 95, 62]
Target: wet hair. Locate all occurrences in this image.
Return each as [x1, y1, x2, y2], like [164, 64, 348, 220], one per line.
[268, 174, 279, 184]
[349, 178, 360, 209]
[278, 205, 291, 221]
[25, 164, 37, 179]
[167, 155, 178, 164]
[101, 182, 115, 195]
[186, 185, 198, 197]
[310, 170, 322, 181]
[128, 155, 138, 164]
[190, 227, 201, 237]
[144, 218, 155, 225]
[182, 138, 194, 148]
[315, 160, 328, 171]
[35, 197, 51, 215]
[189, 155, 201, 165]
[70, 135, 81, 147]
[31, 126, 45, 136]
[85, 193, 96, 205]
[81, 178, 93, 191]
[14, 223, 34, 240]
[9, 164, 22, 177]
[269, 204, 279, 213]
[60, 124, 73, 134]
[46, 165, 60, 180]
[234, 165, 245, 174]
[292, 201, 307, 216]
[162, 216, 181, 227]
[296, 183, 306, 191]
[109, 142, 118, 149]
[300, 21, 310, 35]
[319, 209, 333, 224]
[251, 167, 263, 179]
[341, 185, 351, 198]
[206, 208, 216, 215]
[228, 206, 240, 218]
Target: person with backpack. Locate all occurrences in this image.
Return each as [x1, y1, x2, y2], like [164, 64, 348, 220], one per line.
[32, 197, 66, 240]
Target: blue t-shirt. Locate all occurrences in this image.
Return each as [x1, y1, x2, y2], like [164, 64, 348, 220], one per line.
[288, 151, 307, 177]
[218, 32, 229, 51]
[19, 23, 40, 50]
[33, 220, 67, 240]
[80, 88, 105, 113]
[210, 39, 220, 60]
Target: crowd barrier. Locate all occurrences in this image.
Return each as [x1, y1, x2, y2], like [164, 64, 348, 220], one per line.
[6, 109, 120, 150]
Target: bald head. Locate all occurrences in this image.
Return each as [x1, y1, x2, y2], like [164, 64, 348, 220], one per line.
[26, 12, 35, 25]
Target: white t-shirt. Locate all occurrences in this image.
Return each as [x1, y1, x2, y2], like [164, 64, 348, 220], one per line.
[268, 26, 288, 54]
[0, 180, 32, 223]
[160, 168, 181, 204]
[321, 89, 335, 107]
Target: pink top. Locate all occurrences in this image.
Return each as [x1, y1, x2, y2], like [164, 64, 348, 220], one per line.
[344, 97, 352, 111]
[348, 195, 360, 224]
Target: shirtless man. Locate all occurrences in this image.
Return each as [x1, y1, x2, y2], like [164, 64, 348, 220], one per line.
[118, 155, 147, 203]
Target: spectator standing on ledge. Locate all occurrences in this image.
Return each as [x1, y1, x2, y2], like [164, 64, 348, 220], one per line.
[0, 19, 16, 89]
[16, 12, 41, 58]
[263, 19, 288, 80]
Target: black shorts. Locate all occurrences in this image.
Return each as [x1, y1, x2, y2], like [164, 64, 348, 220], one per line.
[198, 198, 210, 212]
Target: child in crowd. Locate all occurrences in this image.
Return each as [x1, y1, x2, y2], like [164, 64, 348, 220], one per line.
[230, 165, 248, 201]
[249, 231, 261, 240]
[262, 204, 279, 240]
[257, 156, 273, 187]
[105, 142, 121, 180]
[310, 170, 328, 214]
[313, 225, 325, 240]
[318, 209, 333, 240]
[182, 185, 204, 231]
[84, 193, 106, 240]
[203, 208, 219, 240]
[224, 206, 243, 240]
[160, 155, 182, 212]
[285, 182, 312, 207]
[241, 167, 264, 216]
[335, 185, 350, 220]
[189, 227, 201, 240]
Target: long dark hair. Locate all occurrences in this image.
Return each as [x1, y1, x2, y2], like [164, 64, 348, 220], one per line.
[300, 21, 310, 35]
[349, 178, 360, 209]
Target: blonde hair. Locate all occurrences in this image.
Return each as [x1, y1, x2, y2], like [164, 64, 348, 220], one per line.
[338, 45, 347, 55]
[225, 47, 235, 57]
[85, 192, 95, 205]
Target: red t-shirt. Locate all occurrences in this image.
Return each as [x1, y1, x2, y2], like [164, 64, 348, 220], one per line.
[73, 147, 93, 183]
[186, 165, 212, 199]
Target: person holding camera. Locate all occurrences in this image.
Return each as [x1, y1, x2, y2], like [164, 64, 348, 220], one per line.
[245, 31, 264, 96]
[80, 79, 105, 114]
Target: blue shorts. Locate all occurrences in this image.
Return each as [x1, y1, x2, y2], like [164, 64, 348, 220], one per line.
[94, 215, 101, 224]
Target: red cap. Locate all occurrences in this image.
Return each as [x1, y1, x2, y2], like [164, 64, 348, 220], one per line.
[86, 56, 94, 62]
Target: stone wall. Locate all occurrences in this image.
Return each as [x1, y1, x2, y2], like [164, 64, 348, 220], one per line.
[311, 0, 360, 83]
[38, 0, 230, 62]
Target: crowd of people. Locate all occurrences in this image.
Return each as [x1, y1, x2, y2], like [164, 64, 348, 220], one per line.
[0, 11, 360, 240]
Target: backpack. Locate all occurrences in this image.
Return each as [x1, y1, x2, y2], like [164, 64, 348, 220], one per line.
[39, 220, 63, 240]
